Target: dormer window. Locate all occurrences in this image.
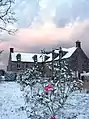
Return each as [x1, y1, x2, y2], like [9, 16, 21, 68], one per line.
[16, 54, 21, 61]
[32, 55, 37, 62]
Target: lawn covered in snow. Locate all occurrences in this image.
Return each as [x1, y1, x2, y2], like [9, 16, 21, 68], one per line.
[0, 81, 89, 119]
[63, 92, 89, 119]
[0, 81, 27, 119]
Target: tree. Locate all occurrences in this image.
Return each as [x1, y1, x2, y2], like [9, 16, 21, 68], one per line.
[0, 0, 16, 34]
[17, 59, 83, 119]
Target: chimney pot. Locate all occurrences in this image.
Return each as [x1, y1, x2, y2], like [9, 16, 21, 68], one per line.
[76, 40, 81, 48]
[10, 48, 14, 53]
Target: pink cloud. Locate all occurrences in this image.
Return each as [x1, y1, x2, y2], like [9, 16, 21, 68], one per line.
[0, 20, 89, 53]
[16, 22, 73, 46]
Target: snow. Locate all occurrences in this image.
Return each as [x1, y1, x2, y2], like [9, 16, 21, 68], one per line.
[11, 52, 52, 63]
[63, 92, 89, 119]
[81, 72, 89, 76]
[11, 47, 77, 63]
[1, 81, 89, 119]
[62, 47, 77, 59]
[45, 53, 52, 62]
[11, 52, 43, 62]
[54, 48, 69, 54]
[46, 47, 77, 62]
[46, 48, 69, 62]
[0, 81, 27, 119]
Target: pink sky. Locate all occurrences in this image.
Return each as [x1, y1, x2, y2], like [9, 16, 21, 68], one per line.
[0, 20, 74, 52]
[0, 20, 89, 53]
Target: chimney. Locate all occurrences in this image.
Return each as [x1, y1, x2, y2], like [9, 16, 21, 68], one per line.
[10, 48, 14, 53]
[76, 40, 81, 48]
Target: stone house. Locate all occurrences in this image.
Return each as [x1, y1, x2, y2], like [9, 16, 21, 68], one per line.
[63, 41, 89, 76]
[7, 41, 89, 77]
[45, 41, 89, 78]
[7, 48, 43, 72]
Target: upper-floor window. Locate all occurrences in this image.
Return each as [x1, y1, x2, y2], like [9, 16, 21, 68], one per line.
[17, 63, 20, 69]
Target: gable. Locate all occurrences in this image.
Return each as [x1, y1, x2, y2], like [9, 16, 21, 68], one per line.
[79, 48, 89, 60]
[71, 48, 89, 61]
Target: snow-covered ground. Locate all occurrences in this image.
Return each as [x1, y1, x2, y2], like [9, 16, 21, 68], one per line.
[0, 81, 27, 119]
[63, 92, 89, 119]
[0, 81, 89, 119]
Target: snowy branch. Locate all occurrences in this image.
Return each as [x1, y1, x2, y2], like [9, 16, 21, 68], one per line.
[0, 0, 17, 34]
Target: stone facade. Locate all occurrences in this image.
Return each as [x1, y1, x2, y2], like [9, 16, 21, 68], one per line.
[64, 41, 89, 74]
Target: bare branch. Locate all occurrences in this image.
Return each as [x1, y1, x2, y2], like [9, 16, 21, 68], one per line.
[0, 0, 16, 34]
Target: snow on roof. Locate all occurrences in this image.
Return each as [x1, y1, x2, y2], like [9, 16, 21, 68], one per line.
[45, 53, 52, 62]
[52, 47, 77, 61]
[46, 47, 70, 62]
[62, 47, 77, 59]
[54, 48, 68, 54]
[11, 52, 44, 62]
[81, 72, 89, 77]
[11, 47, 77, 63]
[46, 47, 77, 62]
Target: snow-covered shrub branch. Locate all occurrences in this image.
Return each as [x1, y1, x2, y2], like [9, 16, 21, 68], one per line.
[17, 59, 83, 119]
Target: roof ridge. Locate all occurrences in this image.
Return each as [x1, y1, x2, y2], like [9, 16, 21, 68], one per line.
[13, 51, 41, 54]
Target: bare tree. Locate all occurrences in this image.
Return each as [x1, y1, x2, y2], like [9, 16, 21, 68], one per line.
[0, 0, 16, 34]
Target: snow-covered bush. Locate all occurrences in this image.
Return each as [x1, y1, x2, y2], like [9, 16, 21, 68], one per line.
[17, 60, 83, 119]
[5, 72, 17, 81]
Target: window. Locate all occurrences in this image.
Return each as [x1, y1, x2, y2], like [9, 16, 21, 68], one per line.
[26, 63, 28, 68]
[17, 63, 20, 69]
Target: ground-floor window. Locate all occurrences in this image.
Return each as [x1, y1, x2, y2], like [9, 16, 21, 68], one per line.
[17, 63, 20, 69]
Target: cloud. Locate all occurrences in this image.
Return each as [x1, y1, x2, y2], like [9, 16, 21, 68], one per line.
[0, 19, 72, 51]
[0, 20, 89, 52]
[55, 0, 89, 26]
[12, 0, 89, 28]
[14, 0, 40, 28]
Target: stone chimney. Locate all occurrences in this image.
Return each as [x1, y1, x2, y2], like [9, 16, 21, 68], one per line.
[10, 48, 14, 53]
[76, 40, 81, 48]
